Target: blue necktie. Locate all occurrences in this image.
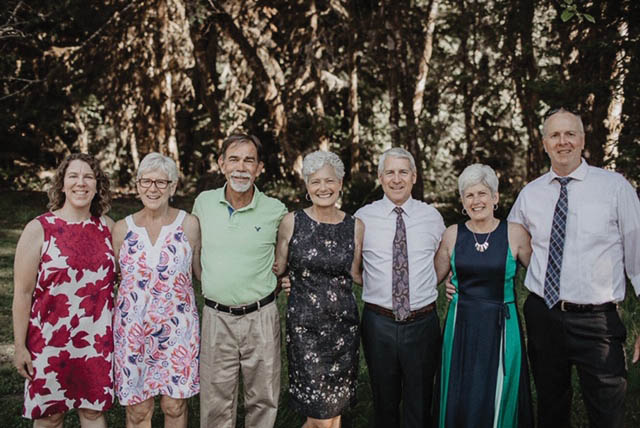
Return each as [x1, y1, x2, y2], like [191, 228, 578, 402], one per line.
[543, 177, 572, 308]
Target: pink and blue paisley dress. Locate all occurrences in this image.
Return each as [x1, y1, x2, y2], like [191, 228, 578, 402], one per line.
[24, 213, 115, 419]
[113, 210, 200, 405]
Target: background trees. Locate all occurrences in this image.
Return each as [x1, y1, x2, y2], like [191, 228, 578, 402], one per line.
[1, 0, 638, 208]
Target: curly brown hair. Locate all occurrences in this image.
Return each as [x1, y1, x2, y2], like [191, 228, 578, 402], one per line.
[47, 153, 112, 217]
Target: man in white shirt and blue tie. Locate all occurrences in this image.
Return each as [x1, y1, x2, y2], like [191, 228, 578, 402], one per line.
[356, 147, 445, 428]
[508, 108, 640, 428]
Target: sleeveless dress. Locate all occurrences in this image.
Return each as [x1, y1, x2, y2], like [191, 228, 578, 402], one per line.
[23, 213, 115, 419]
[286, 210, 360, 419]
[439, 220, 533, 428]
[113, 210, 200, 405]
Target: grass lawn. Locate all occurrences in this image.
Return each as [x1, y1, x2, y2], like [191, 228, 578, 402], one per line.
[1, 190, 639, 427]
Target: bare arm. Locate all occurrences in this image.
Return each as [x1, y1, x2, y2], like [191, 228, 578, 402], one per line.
[183, 214, 202, 281]
[12, 219, 44, 380]
[111, 219, 128, 270]
[103, 215, 115, 232]
[435, 225, 456, 284]
[274, 212, 294, 277]
[351, 218, 365, 285]
[508, 222, 532, 268]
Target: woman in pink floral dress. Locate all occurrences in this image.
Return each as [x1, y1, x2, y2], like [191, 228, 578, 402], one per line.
[12, 153, 116, 427]
[112, 153, 201, 428]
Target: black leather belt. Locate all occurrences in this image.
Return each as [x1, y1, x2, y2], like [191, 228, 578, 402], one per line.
[532, 293, 616, 312]
[205, 291, 276, 316]
[558, 300, 616, 312]
[365, 302, 436, 323]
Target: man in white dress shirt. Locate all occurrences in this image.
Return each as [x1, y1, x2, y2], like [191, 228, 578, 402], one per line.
[508, 109, 640, 428]
[355, 147, 445, 428]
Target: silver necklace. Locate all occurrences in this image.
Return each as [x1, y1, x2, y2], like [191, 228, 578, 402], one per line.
[470, 221, 495, 252]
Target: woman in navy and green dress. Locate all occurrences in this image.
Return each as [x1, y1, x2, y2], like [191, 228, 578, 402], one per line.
[434, 163, 534, 428]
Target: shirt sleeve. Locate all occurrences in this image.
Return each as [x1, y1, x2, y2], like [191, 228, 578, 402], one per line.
[617, 179, 640, 295]
[277, 202, 288, 222]
[192, 194, 201, 218]
[507, 191, 527, 229]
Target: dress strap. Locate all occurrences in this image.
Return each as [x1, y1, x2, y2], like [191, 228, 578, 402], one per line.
[125, 214, 136, 230]
[173, 210, 187, 228]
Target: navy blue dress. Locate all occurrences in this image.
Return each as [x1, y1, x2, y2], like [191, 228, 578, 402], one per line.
[286, 210, 359, 419]
[438, 220, 533, 428]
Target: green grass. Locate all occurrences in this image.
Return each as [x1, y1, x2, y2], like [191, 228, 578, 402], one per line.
[1, 191, 639, 427]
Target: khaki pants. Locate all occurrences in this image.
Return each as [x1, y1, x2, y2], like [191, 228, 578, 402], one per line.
[199, 301, 281, 428]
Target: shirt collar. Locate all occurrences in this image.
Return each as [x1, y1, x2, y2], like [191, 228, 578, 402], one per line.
[382, 194, 415, 216]
[545, 158, 588, 184]
[218, 183, 260, 211]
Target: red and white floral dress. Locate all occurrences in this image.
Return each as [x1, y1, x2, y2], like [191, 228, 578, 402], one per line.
[23, 212, 115, 419]
[113, 210, 199, 405]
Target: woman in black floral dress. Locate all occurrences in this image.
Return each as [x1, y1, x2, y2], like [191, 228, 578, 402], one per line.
[275, 150, 364, 428]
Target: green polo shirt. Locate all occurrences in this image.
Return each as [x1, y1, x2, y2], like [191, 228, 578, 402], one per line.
[192, 185, 287, 305]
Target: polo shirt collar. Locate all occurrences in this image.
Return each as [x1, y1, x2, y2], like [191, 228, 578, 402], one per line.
[218, 183, 261, 212]
[545, 158, 588, 185]
[382, 194, 415, 217]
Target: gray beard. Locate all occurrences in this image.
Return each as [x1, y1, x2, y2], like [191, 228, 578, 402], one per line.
[228, 178, 252, 193]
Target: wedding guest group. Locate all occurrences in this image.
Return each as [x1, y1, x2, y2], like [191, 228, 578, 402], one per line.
[12, 121, 640, 428]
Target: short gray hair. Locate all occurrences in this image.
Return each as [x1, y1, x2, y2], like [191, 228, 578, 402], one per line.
[137, 152, 179, 183]
[458, 163, 499, 197]
[378, 147, 416, 176]
[302, 151, 345, 184]
[542, 108, 585, 136]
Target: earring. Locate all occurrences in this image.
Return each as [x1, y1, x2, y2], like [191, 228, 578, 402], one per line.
[339, 190, 343, 198]
[461, 208, 468, 216]
[493, 204, 498, 211]
[305, 193, 311, 201]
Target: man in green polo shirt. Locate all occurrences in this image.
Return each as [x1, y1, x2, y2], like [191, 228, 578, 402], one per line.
[193, 134, 287, 428]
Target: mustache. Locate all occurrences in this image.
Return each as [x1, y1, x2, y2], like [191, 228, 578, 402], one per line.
[231, 172, 252, 179]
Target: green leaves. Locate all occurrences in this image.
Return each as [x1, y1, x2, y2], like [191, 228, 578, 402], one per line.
[560, 0, 595, 23]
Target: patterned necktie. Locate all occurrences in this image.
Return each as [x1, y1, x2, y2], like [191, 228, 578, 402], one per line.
[392, 207, 411, 320]
[543, 177, 572, 308]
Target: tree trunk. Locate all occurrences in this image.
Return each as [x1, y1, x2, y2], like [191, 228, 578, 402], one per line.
[508, 0, 543, 180]
[349, 45, 361, 175]
[211, 0, 295, 167]
[412, 0, 439, 123]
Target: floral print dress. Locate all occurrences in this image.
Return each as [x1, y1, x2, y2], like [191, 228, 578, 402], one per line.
[286, 210, 359, 419]
[23, 213, 115, 419]
[114, 210, 200, 405]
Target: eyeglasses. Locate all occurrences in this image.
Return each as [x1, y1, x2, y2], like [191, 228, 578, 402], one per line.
[137, 178, 173, 189]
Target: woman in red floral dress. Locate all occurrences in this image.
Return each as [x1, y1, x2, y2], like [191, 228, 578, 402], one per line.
[12, 153, 116, 427]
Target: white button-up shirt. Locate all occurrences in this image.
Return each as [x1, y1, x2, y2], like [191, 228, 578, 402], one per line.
[508, 159, 640, 304]
[355, 196, 445, 310]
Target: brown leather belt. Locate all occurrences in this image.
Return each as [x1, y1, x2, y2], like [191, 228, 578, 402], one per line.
[365, 302, 436, 323]
[205, 291, 275, 316]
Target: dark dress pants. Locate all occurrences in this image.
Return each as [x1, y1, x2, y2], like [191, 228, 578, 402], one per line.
[361, 306, 441, 428]
[524, 294, 627, 428]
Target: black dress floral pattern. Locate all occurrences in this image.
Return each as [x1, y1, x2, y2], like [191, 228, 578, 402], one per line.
[286, 210, 360, 419]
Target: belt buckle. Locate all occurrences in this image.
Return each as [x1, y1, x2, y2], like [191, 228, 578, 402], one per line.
[395, 312, 411, 323]
[560, 301, 567, 312]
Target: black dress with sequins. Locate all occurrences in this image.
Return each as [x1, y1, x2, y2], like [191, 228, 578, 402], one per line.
[286, 210, 360, 419]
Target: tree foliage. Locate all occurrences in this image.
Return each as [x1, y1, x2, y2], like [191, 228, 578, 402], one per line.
[1, 0, 637, 207]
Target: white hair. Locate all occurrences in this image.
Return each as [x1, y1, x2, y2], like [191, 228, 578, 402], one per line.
[542, 108, 585, 136]
[137, 152, 179, 182]
[377, 147, 416, 176]
[458, 163, 499, 197]
[302, 151, 345, 184]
